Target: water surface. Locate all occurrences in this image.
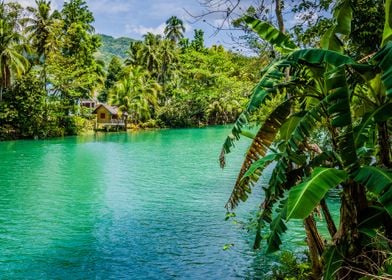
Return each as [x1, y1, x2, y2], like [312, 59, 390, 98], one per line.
[0, 127, 330, 279]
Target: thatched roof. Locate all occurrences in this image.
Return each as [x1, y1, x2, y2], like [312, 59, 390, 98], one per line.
[92, 103, 119, 115]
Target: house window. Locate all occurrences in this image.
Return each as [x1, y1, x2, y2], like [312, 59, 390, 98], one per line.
[100, 113, 106, 119]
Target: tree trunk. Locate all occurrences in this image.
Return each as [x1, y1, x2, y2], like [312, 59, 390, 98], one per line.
[275, 0, 285, 33]
[377, 121, 391, 167]
[304, 215, 324, 279]
[334, 181, 367, 279]
[320, 198, 337, 238]
[43, 52, 48, 94]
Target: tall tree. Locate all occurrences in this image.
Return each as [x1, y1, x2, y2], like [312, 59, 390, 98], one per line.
[140, 33, 161, 73]
[48, 0, 100, 113]
[190, 29, 205, 51]
[110, 66, 161, 124]
[164, 16, 185, 43]
[0, 2, 29, 101]
[26, 0, 56, 92]
[100, 56, 122, 102]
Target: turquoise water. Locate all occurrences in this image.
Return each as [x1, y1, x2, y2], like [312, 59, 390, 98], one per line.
[0, 127, 334, 279]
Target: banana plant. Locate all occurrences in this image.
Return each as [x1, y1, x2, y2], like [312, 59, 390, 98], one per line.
[220, 0, 392, 278]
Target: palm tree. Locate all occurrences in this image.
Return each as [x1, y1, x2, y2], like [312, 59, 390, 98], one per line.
[139, 33, 161, 74]
[158, 39, 177, 102]
[110, 66, 161, 127]
[26, 0, 55, 92]
[164, 16, 185, 43]
[125, 41, 144, 67]
[0, 3, 29, 102]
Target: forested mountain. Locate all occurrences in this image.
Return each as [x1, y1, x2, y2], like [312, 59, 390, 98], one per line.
[95, 34, 135, 64]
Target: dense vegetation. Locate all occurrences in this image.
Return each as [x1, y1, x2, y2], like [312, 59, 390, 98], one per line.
[221, 0, 392, 279]
[2, 0, 391, 279]
[0, 0, 257, 140]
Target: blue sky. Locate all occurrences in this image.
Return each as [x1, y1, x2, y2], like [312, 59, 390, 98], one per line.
[11, 0, 258, 49]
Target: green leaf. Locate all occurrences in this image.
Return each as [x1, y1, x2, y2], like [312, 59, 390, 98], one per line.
[382, 0, 392, 46]
[333, 0, 352, 35]
[288, 49, 354, 67]
[321, 29, 344, 52]
[242, 16, 298, 54]
[279, 113, 305, 141]
[225, 100, 291, 209]
[354, 102, 392, 147]
[242, 153, 280, 180]
[323, 246, 343, 280]
[374, 102, 392, 122]
[266, 200, 288, 254]
[372, 42, 392, 96]
[240, 129, 255, 139]
[287, 168, 347, 220]
[326, 67, 359, 174]
[321, 0, 352, 51]
[220, 60, 288, 161]
[354, 166, 392, 217]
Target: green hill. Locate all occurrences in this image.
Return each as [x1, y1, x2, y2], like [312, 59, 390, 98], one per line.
[95, 34, 136, 65]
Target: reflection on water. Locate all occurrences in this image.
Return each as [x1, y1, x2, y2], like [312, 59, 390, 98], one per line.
[0, 127, 338, 279]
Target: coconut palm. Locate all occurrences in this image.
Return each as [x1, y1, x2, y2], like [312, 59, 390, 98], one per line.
[0, 3, 29, 101]
[26, 0, 56, 91]
[110, 66, 161, 126]
[164, 16, 185, 43]
[158, 39, 178, 100]
[139, 33, 161, 73]
[125, 41, 144, 67]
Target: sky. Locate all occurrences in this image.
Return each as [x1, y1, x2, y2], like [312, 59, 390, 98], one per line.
[9, 0, 259, 50]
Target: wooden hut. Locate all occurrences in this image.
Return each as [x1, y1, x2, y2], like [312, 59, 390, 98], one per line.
[92, 104, 125, 130]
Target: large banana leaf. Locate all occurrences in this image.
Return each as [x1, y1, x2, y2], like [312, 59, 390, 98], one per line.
[266, 200, 287, 254]
[354, 102, 392, 147]
[287, 101, 325, 152]
[321, 0, 352, 52]
[354, 166, 392, 217]
[220, 60, 289, 165]
[279, 113, 305, 141]
[288, 49, 354, 67]
[242, 16, 298, 54]
[326, 67, 359, 174]
[242, 153, 281, 180]
[225, 100, 291, 210]
[372, 41, 392, 96]
[286, 168, 347, 220]
[382, 0, 392, 47]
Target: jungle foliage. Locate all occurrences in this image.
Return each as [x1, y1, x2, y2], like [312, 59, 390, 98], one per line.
[221, 0, 392, 279]
[0, 2, 258, 139]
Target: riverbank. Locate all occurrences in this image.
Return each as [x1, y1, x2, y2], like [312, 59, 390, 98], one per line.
[0, 114, 217, 142]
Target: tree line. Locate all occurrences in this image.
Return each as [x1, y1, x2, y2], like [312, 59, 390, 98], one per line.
[0, 0, 258, 140]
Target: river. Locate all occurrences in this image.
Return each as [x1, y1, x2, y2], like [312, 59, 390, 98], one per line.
[0, 126, 335, 279]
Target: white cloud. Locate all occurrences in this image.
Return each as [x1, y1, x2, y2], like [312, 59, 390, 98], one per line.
[125, 23, 166, 36]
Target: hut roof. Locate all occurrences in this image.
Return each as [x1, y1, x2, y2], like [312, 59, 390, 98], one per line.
[92, 104, 119, 115]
